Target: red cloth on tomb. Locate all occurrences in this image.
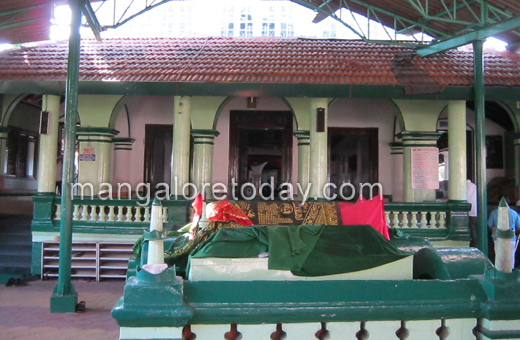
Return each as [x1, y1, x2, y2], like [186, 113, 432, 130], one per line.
[206, 200, 254, 226]
[338, 195, 390, 240]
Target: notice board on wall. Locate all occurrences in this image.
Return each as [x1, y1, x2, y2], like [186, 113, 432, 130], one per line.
[411, 147, 439, 190]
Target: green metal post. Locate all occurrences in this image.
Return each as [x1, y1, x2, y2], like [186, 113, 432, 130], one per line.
[473, 39, 488, 256]
[50, 0, 82, 313]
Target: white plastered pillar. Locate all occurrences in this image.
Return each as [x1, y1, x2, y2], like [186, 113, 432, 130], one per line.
[447, 100, 467, 201]
[171, 96, 192, 199]
[37, 95, 61, 193]
[309, 98, 329, 199]
[191, 129, 219, 199]
[294, 130, 310, 200]
[76, 128, 119, 196]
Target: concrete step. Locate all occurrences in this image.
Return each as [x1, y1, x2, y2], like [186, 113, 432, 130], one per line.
[0, 254, 31, 266]
[0, 244, 32, 254]
[0, 264, 31, 276]
[0, 233, 31, 244]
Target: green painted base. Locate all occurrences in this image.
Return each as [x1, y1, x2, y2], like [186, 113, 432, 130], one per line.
[50, 283, 78, 313]
[0, 274, 13, 284]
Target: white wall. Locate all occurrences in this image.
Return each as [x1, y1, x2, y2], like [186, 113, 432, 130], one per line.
[112, 96, 402, 198]
[113, 96, 174, 189]
[115, 95, 514, 201]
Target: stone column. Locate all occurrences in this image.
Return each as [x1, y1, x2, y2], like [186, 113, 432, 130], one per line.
[76, 128, 119, 197]
[294, 130, 310, 201]
[309, 98, 329, 199]
[191, 129, 219, 199]
[448, 100, 467, 201]
[171, 96, 192, 199]
[36, 95, 61, 194]
[112, 137, 135, 196]
[389, 142, 403, 202]
[399, 131, 442, 202]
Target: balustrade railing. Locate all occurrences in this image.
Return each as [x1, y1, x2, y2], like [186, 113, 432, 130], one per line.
[32, 194, 470, 239]
[53, 201, 168, 224]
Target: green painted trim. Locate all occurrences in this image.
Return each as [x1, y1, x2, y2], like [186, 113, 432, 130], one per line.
[417, 14, 520, 56]
[115, 147, 133, 150]
[0, 126, 10, 133]
[76, 127, 119, 135]
[191, 129, 220, 137]
[474, 40, 488, 257]
[50, 284, 78, 313]
[393, 227, 450, 239]
[77, 134, 115, 140]
[397, 131, 443, 140]
[31, 242, 42, 276]
[294, 130, 310, 138]
[388, 141, 403, 148]
[298, 142, 310, 146]
[113, 279, 487, 327]
[5, 81, 520, 101]
[77, 138, 113, 144]
[386, 201, 471, 212]
[402, 142, 439, 147]
[0, 192, 35, 197]
[192, 141, 214, 145]
[113, 137, 136, 144]
[475, 326, 520, 340]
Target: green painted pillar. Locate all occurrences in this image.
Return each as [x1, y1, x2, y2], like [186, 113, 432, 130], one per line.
[309, 98, 328, 199]
[294, 130, 310, 201]
[389, 142, 403, 202]
[37, 95, 61, 194]
[447, 100, 467, 201]
[473, 39, 488, 256]
[191, 129, 219, 198]
[172, 96, 192, 199]
[399, 131, 442, 202]
[76, 128, 119, 197]
[51, 0, 81, 314]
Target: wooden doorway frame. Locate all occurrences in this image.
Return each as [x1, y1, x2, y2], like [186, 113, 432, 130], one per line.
[229, 110, 293, 197]
[328, 127, 379, 199]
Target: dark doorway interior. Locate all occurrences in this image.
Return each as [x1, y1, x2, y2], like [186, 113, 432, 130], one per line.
[144, 124, 172, 195]
[229, 111, 293, 199]
[328, 127, 379, 200]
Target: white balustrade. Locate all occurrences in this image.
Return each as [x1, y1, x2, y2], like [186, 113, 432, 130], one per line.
[385, 210, 447, 229]
[52, 201, 169, 223]
[121, 318, 477, 340]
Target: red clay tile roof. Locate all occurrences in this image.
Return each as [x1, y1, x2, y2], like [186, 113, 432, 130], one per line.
[0, 37, 519, 86]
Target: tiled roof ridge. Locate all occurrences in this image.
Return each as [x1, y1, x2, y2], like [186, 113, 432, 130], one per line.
[0, 36, 518, 86]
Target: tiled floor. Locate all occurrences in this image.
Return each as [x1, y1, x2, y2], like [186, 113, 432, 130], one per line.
[0, 279, 125, 340]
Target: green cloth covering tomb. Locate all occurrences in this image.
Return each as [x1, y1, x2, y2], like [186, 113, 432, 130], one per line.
[190, 224, 409, 277]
